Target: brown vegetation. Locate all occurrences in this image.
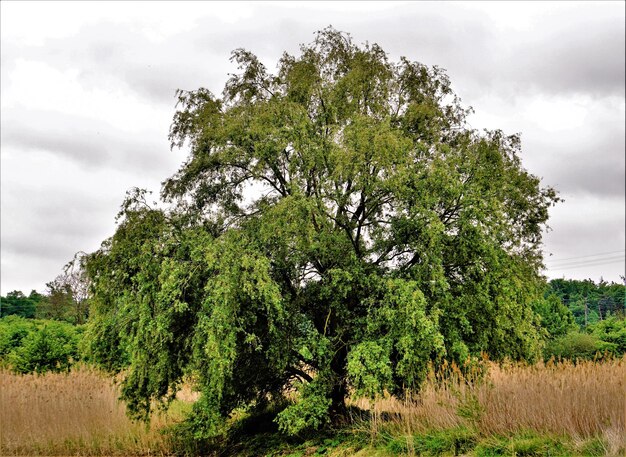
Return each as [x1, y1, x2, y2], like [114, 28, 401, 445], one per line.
[2, 358, 624, 456]
[0, 365, 183, 456]
[353, 356, 626, 455]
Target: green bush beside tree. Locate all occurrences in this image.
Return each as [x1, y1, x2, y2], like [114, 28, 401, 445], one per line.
[0, 316, 83, 373]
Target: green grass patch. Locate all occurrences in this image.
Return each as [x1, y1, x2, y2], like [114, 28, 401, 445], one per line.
[381, 427, 478, 456]
[474, 432, 571, 457]
[162, 405, 611, 457]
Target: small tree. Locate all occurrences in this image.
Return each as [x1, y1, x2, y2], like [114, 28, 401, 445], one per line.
[37, 278, 73, 321]
[86, 29, 558, 436]
[10, 321, 81, 374]
[38, 253, 90, 324]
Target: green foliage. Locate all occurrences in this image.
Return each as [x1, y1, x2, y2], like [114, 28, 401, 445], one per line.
[456, 392, 484, 428]
[586, 315, 626, 353]
[81, 311, 131, 371]
[0, 315, 34, 357]
[0, 290, 42, 318]
[11, 323, 80, 373]
[474, 432, 567, 457]
[347, 340, 393, 399]
[0, 259, 90, 325]
[85, 29, 558, 437]
[532, 294, 576, 340]
[543, 332, 606, 361]
[37, 282, 86, 325]
[546, 279, 625, 327]
[380, 427, 479, 456]
[36, 280, 75, 322]
[539, 280, 626, 361]
[276, 377, 333, 435]
[542, 315, 626, 360]
[0, 316, 83, 373]
[412, 428, 478, 456]
[577, 437, 607, 456]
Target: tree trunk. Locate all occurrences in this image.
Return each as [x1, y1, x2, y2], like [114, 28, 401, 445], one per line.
[330, 379, 348, 418]
[329, 345, 348, 421]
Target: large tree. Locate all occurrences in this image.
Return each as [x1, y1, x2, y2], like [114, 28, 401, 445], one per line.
[85, 29, 558, 436]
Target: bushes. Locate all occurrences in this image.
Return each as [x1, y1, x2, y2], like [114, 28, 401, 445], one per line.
[544, 332, 605, 360]
[0, 315, 34, 357]
[588, 316, 626, 353]
[543, 316, 626, 361]
[0, 316, 83, 373]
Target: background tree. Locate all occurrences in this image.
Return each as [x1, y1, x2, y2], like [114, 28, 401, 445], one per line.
[86, 29, 559, 437]
[532, 294, 576, 340]
[37, 278, 73, 322]
[61, 252, 90, 324]
[0, 290, 42, 318]
[546, 278, 625, 327]
[38, 253, 90, 324]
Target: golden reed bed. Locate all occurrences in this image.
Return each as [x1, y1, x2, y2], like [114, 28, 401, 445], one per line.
[0, 365, 176, 456]
[1, 358, 624, 455]
[352, 357, 626, 455]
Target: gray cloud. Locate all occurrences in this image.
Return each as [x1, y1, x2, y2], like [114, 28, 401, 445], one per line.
[5, 3, 623, 104]
[0, 185, 117, 295]
[1, 2, 624, 292]
[541, 145, 625, 199]
[334, 3, 625, 100]
[518, 96, 626, 199]
[1, 107, 173, 174]
[524, 129, 625, 199]
[543, 196, 625, 280]
[520, 29, 625, 98]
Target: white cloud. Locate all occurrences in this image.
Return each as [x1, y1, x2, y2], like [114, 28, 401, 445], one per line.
[522, 97, 588, 133]
[1, 1, 624, 293]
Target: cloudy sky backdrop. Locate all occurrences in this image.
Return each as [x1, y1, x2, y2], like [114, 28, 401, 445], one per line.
[1, 1, 624, 294]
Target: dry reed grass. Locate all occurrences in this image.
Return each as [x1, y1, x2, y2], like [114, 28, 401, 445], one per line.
[2, 358, 624, 455]
[353, 356, 626, 454]
[0, 365, 184, 456]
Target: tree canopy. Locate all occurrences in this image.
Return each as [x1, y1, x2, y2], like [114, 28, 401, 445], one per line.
[0, 290, 42, 318]
[546, 278, 625, 327]
[85, 28, 559, 437]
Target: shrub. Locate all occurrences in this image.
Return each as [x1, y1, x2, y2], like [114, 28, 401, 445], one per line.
[1, 317, 83, 373]
[0, 315, 35, 357]
[587, 316, 626, 354]
[413, 428, 478, 456]
[543, 332, 604, 360]
[475, 433, 566, 457]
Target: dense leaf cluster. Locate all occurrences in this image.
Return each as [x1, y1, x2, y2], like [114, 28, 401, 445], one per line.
[0, 316, 83, 373]
[546, 278, 625, 327]
[85, 29, 559, 436]
[0, 290, 42, 319]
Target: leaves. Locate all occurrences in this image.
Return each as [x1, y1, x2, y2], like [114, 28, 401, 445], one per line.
[85, 28, 559, 436]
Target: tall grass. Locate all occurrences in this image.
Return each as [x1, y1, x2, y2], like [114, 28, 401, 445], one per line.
[2, 358, 624, 455]
[353, 356, 626, 455]
[0, 365, 184, 456]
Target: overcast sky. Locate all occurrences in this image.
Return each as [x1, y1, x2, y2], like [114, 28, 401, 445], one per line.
[1, 1, 624, 294]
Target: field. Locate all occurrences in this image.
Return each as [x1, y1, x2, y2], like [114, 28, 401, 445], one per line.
[1, 358, 624, 456]
[0, 365, 190, 456]
[351, 357, 626, 456]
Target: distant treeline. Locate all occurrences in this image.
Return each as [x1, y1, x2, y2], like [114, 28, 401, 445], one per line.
[545, 278, 625, 327]
[0, 282, 88, 325]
